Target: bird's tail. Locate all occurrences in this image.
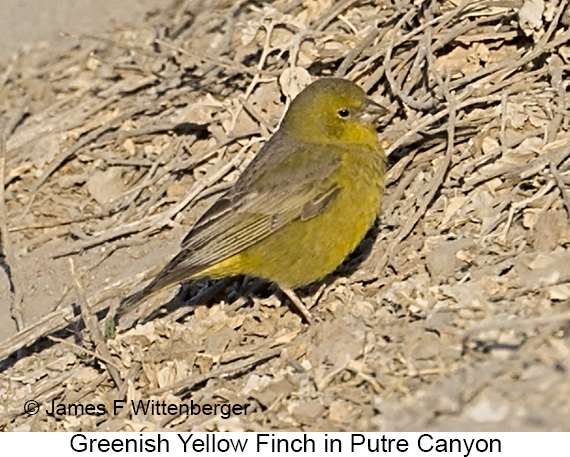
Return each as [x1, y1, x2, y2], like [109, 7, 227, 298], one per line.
[120, 278, 173, 312]
[120, 250, 210, 311]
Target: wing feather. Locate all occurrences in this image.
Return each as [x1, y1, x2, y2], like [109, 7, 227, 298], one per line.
[131, 134, 345, 298]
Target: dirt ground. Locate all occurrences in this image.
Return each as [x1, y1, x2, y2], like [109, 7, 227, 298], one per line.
[0, 0, 165, 63]
[1, 0, 570, 431]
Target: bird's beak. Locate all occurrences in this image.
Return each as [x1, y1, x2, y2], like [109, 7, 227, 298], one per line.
[360, 98, 388, 124]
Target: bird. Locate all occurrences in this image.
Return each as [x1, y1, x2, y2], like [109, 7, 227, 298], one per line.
[121, 77, 386, 322]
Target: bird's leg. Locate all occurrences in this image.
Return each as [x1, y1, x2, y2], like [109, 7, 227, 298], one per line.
[281, 286, 313, 324]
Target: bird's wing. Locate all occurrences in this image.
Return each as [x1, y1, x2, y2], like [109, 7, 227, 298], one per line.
[177, 135, 343, 270]
[180, 183, 339, 267]
[129, 135, 346, 297]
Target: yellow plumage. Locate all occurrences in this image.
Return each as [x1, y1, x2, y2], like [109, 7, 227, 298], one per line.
[122, 78, 386, 321]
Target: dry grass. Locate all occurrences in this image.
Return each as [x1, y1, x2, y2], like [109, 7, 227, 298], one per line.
[1, 0, 570, 431]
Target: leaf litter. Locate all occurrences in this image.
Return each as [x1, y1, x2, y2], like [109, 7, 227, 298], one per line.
[0, 0, 570, 431]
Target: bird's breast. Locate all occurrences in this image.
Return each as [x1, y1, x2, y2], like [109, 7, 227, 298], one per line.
[234, 145, 386, 288]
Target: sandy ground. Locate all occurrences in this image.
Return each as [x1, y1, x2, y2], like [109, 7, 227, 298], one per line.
[0, 0, 165, 63]
[0, 0, 569, 432]
[0, 0, 164, 340]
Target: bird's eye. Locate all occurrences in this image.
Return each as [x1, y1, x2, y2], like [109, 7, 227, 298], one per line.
[338, 109, 350, 118]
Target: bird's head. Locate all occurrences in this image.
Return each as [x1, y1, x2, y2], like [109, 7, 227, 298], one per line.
[280, 78, 385, 145]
